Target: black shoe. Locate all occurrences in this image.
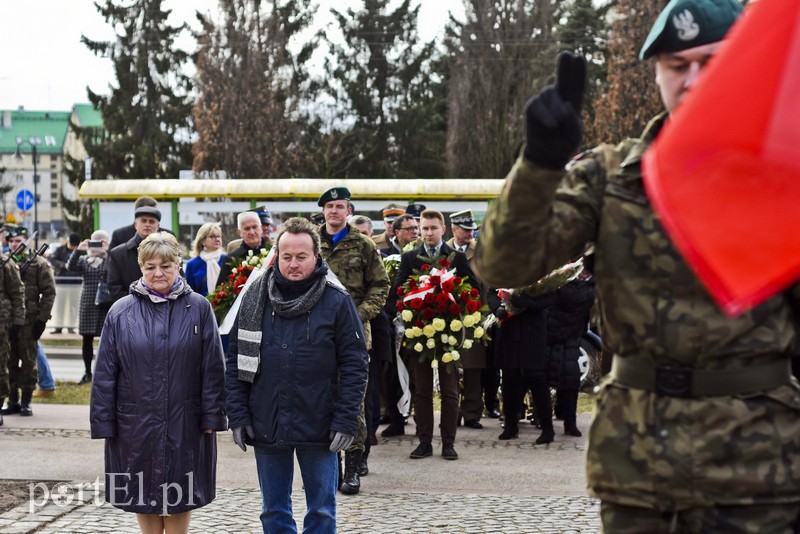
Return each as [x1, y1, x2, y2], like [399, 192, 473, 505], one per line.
[409, 442, 433, 459]
[564, 425, 582, 437]
[487, 409, 501, 419]
[368, 432, 378, 446]
[340, 451, 361, 495]
[19, 389, 33, 417]
[381, 424, 405, 438]
[378, 415, 391, 425]
[51, 328, 63, 334]
[535, 428, 555, 444]
[78, 372, 93, 386]
[0, 413, 3, 426]
[442, 443, 458, 460]
[464, 419, 483, 429]
[498, 428, 518, 440]
[1, 403, 20, 416]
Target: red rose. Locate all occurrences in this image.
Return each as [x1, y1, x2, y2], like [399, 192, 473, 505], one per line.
[449, 303, 461, 316]
[234, 286, 242, 295]
[415, 320, 425, 329]
[429, 275, 441, 285]
[237, 265, 245, 272]
[396, 301, 405, 312]
[424, 293, 435, 304]
[422, 307, 435, 320]
[212, 299, 219, 306]
[459, 291, 470, 303]
[454, 277, 462, 285]
[466, 300, 480, 313]
[421, 263, 430, 272]
[442, 279, 455, 293]
[437, 302, 448, 313]
[397, 286, 405, 296]
[410, 298, 424, 310]
[436, 292, 450, 304]
[409, 279, 418, 289]
[438, 258, 450, 268]
[470, 288, 480, 298]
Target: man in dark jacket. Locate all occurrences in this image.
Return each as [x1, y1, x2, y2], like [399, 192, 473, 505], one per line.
[217, 211, 271, 290]
[106, 206, 161, 303]
[108, 196, 173, 249]
[226, 217, 368, 533]
[393, 209, 480, 461]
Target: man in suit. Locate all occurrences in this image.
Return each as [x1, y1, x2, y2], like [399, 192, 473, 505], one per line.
[107, 206, 161, 303]
[394, 209, 480, 461]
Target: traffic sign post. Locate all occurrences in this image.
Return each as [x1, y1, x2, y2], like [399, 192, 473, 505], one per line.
[16, 189, 34, 211]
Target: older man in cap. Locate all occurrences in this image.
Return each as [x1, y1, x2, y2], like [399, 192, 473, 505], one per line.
[107, 205, 162, 302]
[226, 207, 275, 253]
[372, 204, 405, 250]
[317, 186, 389, 496]
[476, 0, 800, 530]
[109, 196, 173, 249]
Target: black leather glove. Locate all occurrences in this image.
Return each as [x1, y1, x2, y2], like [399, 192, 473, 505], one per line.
[9, 324, 22, 341]
[524, 51, 587, 170]
[232, 425, 254, 452]
[32, 320, 47, 341]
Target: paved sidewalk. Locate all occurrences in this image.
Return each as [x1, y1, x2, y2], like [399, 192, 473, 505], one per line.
[0, 404, 600, 533]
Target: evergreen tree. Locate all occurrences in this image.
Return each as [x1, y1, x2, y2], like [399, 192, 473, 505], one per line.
[81, 0, 193, 180]
[61, 136, 96, 237]
[192, 0, 317, 178]
[446, 0, 562, 179]
[319, 0, 443, 178]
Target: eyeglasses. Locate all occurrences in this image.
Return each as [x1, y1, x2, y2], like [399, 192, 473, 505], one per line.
[398, 227, 419, 232]
[207, 235, 222, 239]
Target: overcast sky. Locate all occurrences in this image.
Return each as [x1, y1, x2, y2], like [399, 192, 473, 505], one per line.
[1, 0, 464, 112]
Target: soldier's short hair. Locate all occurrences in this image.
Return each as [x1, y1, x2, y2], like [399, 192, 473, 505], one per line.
[420, 209, 445, 225]
[138, 232, 181, 268]
[276, 217, 321, 257]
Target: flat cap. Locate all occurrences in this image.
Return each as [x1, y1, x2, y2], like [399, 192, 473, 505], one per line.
[317, 186, 351, 207]
[134, 206, 162, 221]
[640, 0, 742, 60]
[450, 209, 477, 230]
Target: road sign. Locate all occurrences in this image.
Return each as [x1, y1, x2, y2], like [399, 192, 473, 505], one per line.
[16, 189, 34, 211]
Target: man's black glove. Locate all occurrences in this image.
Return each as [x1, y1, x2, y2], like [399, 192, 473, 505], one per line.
[232, 425, 254, 452]
[9, 324, 21, 341]
[524, 51, 587, 170]
[32, 320, 47, 341]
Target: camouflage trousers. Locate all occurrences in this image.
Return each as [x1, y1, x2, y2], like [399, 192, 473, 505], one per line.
[0, 324, 9, 399]
[345, 395, 367, 454]
[8, 324, 38, 391]
[601, 501, 800, 533]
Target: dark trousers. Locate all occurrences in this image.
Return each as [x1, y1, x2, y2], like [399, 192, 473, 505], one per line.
[82, 335, 95, 374]
[501, 368, 551, 432]
[460, 368, 484, 421]
[557, 388, 579, 429]
[410, 357, 459, 445]
[481, 343, 500, 414]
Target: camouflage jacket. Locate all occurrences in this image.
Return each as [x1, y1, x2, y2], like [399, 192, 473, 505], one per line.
[0, 256, 25, 326]
[476, 113, 800, 509]
[319, 224, 390, 345]
[17, 254, 57, 324]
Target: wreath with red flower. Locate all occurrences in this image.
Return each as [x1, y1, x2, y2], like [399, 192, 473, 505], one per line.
[396, 253, 486, 369]
[207, 247, 271, 323]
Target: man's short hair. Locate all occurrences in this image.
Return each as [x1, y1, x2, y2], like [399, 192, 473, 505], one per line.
[276, 217, 321, 257]
[134, 196, 158, 210]
[349, 215, 373, 232]
[419, 209, 445, 225]
[237, 211, 261, 229]
[392, 214, 417, 233]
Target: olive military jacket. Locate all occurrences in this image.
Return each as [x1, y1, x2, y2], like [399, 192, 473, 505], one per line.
[476, 113, 800, 509]
[319, 224, 390, 349]
[18, 254, 57, 324]
[0, 256, 25, 326]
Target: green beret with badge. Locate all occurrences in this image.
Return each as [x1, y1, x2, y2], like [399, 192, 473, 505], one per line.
[639, 0, 743, 60]
[6, 225, 29, 239]
[317, 186, 351, 207]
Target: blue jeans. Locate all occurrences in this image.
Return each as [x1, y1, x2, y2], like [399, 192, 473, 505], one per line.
[37, 343, 55, 391]
[253, 447, 337, 534]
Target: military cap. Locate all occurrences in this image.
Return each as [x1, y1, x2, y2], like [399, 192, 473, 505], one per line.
[405, 203, 427, 219]
[134, 206, 162, 221]
[6, 225, 28, 239]
[640, 0, 742, 60]
[450, 209, 477, 230]
[317, 186, 351, 207]
[382, 203, 406, 222]
[248, 206, 273, 225]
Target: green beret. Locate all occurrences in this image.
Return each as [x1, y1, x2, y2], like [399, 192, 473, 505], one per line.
[640, 0, 742, 60]
[317, 186, 351, 207]
[6, 225, 28, 239]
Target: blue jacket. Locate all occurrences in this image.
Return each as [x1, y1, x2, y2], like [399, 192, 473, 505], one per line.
[225, 278, 368, 449]
[184, 254, 227, 296]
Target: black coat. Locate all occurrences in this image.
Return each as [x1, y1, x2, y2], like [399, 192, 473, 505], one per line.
[217, 239, 268, 290]
[90, 279, 226, 515]
[106, 237, 142, 303]
[493, 292, 555, 370]
[225, 277, 369, 449]
[545, 279, 596, 389]
[110, 224, 174, 250]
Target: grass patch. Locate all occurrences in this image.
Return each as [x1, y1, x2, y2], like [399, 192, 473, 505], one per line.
[34, 380, 91, 405]
[577, 391, 595, 414]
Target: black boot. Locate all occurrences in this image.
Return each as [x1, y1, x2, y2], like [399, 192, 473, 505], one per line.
[2, 389, 20, 415]
[358, 448, 369, 477]
[0, 398, 4, 426]
[339, 450, 361, 495]
[20, 389, 33, 416]
[498, 424, 519, 440]
[535, 427, 555, 444]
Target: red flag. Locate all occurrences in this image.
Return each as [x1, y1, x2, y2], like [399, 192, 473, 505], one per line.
[643, 0, 800, 316]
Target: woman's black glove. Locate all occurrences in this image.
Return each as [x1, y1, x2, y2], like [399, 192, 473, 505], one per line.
[523, 51, 587, 170]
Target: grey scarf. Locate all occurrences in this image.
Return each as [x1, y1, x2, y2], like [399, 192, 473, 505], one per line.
[236, 266, 327, 382]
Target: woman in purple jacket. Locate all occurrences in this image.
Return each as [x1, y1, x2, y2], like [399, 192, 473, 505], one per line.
[90, 232, 226, 534]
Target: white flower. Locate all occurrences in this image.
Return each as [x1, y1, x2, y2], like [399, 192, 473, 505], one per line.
[412, 327, 423, 337]
[260, 248, 268, 256]
[472, 311, 482, 322]
[448, 335, 457, 346]
[432, 318, 446, 331]
[401, 309, 414, 322]
[414, 342, 424, 353]
[441, 334, 449, 343]
[442, 352, 453, 363]
[462, 339, 473, 349]
[431, 359, 439, 369]
[449, 319, 462, 331]
[462, 315, 476, 328]
[426, 338, 436, 349]
[405, 329, 416, 339]
[473, 326, 485, 339]
[423, 325, 436, 338]
[451, 350, 460, 361]
[247, 250, 254, 257]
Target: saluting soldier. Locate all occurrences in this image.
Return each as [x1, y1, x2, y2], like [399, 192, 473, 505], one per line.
[317, 186, 390, 496]
[476, 0, 800, 530]
[2, 226, 55, 418]
[0, 241, 25, 426]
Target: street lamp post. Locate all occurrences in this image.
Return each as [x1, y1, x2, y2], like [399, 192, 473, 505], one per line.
[14, 136, 41, 246]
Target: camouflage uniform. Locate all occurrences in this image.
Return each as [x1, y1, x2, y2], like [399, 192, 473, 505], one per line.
[10, 254, 56, 391]
[0, 255, 26, 401]
[476, 113, 800, 513]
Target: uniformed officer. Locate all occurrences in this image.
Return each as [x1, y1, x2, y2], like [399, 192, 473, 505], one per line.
[2, 226, 56, 418]
[317, 186, 389, 496]
[372, 204, 405, 250]
[0, 241, 26, 426]
[476, 0, 800, 530]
